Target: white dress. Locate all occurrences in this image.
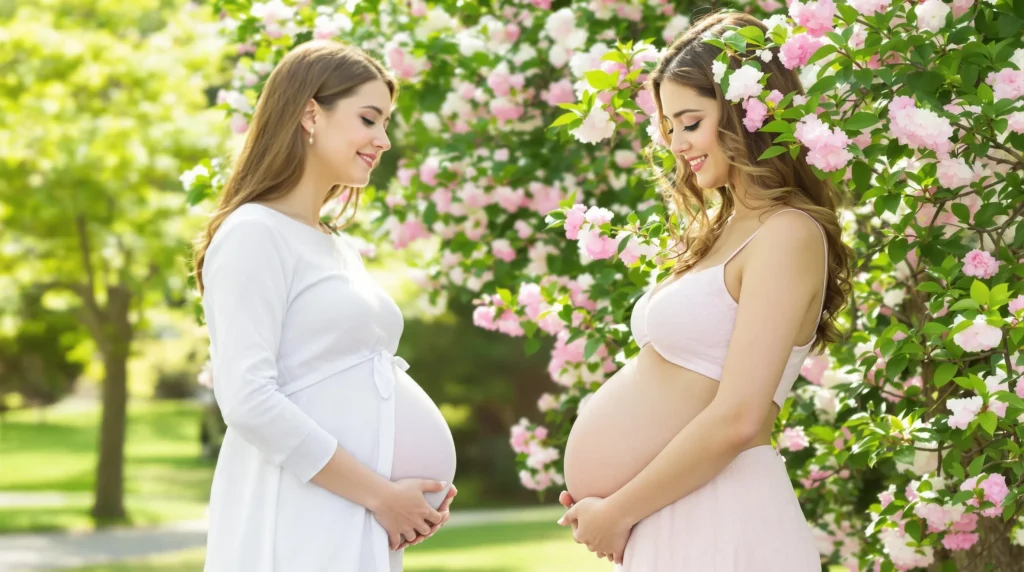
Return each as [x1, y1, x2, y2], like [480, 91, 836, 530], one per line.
[201, 203, 456, 572]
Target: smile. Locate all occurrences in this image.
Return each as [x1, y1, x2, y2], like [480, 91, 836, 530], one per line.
[357, 153, 376, 168]
[687, 154, 707, 173]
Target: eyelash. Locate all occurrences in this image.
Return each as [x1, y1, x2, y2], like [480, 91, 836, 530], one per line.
[667, 120, 701, 135]
[361, 117, 376, 127]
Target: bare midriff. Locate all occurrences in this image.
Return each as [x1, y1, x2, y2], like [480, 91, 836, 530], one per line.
[563, 344, 778, 501]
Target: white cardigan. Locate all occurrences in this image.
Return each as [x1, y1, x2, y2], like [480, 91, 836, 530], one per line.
[202, 203, 406, 571]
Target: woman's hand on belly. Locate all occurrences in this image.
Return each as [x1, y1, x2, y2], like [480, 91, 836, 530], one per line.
[372, 478, 447, 550]
[395, 484, 458, 550]
[558, 496, 632, 565]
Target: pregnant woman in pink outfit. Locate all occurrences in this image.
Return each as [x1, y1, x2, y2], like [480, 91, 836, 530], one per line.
[557, 11, 853, 571]
[194, 41, 457, 571]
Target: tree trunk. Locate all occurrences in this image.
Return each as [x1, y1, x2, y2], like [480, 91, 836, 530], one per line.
[89, 286, 133, 522]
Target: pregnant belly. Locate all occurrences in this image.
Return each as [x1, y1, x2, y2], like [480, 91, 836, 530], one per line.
[391, 369, 457, 510]
[563, 345, 720, 501]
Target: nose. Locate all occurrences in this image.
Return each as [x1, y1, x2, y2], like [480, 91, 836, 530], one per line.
[670, 130, 689, 157]
[375, 131, 391, 152]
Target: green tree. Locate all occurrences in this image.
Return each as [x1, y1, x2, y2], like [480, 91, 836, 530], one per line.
[0, 0, 227, 520]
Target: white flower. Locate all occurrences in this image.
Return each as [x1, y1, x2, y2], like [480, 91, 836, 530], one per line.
[662, 15, 691, 43]
[570, 104, 615, 144]
[513, 44, 538, 67]
[455, 30, 486, 56]
[1012, 48, 1024, 71]
[882, 288, 906, 308]
[544, 8, 587, 49]
[414, 8, 457, 40]
[758, 49, 773, 63]
[711, 60, 727, 84]
[251, 0, 295, 25]
[724, 65, 764, 102]
[179, 165, 209, 191]
[946, 396, 983, 429]
[915, 0, 950, 33]
[762, 14, 790, 36]
[569, 43, 610, 78]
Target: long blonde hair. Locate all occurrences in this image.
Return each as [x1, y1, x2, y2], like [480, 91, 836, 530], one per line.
[648, 11, 853, 349]
[193, 40, 397, 293]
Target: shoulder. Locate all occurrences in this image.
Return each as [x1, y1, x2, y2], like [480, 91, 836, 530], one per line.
[749, 209, 826, 260]
[208, 205, 289, 260]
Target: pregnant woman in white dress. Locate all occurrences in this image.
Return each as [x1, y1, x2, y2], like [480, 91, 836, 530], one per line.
[193, 40, 457, 571]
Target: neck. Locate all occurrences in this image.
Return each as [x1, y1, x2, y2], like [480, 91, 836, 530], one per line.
[727, 179, 774, 221]
[271, 160, 333, 227]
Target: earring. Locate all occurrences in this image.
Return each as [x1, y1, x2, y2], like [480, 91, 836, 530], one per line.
[309, 126, 315, 145]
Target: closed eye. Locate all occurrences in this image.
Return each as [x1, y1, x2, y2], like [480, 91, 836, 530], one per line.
[361, 117, 376, 127]
[683, 120, 701, 132]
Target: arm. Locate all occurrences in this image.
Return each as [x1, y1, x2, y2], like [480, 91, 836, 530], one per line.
[562, 213, 826, 561]
[203, 218, 387, 509]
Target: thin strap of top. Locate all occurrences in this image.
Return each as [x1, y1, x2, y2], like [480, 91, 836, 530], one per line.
[722, 208, 829, 316]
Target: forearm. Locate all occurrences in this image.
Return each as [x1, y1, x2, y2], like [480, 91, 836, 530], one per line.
[607, 403, 751, 526]
[310, 445, 393, 513]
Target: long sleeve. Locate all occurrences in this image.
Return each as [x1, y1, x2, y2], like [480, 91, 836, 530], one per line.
[202, 217, 337, 482]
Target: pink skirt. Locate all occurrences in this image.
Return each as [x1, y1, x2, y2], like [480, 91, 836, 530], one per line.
[618, 445, 821, 572]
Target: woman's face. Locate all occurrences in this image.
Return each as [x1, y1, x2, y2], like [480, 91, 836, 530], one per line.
[659, 80, 728, 189]
[310, 79, 393, 188]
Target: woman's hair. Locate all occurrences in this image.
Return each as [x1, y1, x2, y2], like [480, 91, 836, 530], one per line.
[193, 40, 397, 293]
[648, 10, 853, 349]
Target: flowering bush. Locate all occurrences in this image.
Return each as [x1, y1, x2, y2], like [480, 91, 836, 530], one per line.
[185, 0, 1024, 568]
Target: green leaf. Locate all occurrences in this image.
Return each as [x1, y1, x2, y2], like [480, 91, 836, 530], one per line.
[949, 298, 980, 311]
[970, 279, 990, 306]
[845, 112, 880, 131]
[722, 30, 747, 53]
[524, 337, 541, 356]
[761, 119, 793, 133]
[585, 70, 618, 90]
[852, 160, 872, 191]
[933, 363, 958, 387]
[618, 109, 636, 126]
[977, 411, 998, 436]
[758, 145, 788, 160]
[888, 237, 911, 263]
[737, 26, 765, 46]
[989, 283, 1010, 309]
[806, 44, 838, 66]
[917, 281, 945, 293]
[886, 354, 910, 379]
[549, 112, 579, 128]
[584, 337, 604, 360]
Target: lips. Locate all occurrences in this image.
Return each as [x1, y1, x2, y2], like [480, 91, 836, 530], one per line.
[686, 154, 707, 173]
[357, 152, 376, 168]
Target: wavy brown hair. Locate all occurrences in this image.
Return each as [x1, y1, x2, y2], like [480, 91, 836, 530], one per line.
[648, 10, 853, 349]
[193, 40, 397, 293]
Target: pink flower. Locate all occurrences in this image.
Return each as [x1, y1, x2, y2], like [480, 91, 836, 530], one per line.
[490, 97, 524, 122]
[789, 0, 836, 38]
[766, 89, 784, 107]
[742, 97, 769, 132]
[779, 34, 824, 70]
[487, 67, 513, 97]
[613, 149, 638, 168]
[915, 0, 951, 33]
[564, 204, 587, 239]
[962, 249, 1000, 278]
[937, 157, 975, 189]
[514, 219, 533, 240]
[879, 489, 895, 508]
[635, 89, 657, 116]
[494, 186, 525, 213]
[578, 228, 619, 260]
[537, 310, 566, 335]
[537, 393, 560, 412]
[616, 233, 657, 266]
[961, 473, 1009, 517]
[496, 310, 525, 337]
[888, 96, 954, 155]
[942, 532, 979, 551]
[533, 426, 549, 440]
[1008, 111, 1024, 134]
[509, 422, 530, 454]
[584, 206, 614, 226]
[779, 426, 810, 451]
[431, 188, 452, 214]
[947, 396, 983, 429]
[229, 113, 248, 134]
[541, 79, 576, 106]
[801, 354, 831, 385]
[474, 306, 498, 331]
[390, 218, 430, 249]
[951, 0, 973, 18]
[419, 157, 440, 185]
[1008, 295, 1024, 316]
[518, 283, 544, 319]
[986, 69, 1024, 101]
[528, 182, 563, 215]
[952, 316, 1002, 352]
[794, 115, 853, 172]
[847, 0, 890, 16]
[492, 239, 517, 263]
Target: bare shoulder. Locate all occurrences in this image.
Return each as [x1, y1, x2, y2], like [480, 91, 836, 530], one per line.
[749, 209, 826, 261]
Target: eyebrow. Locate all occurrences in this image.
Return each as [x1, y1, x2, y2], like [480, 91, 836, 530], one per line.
[361, 105, 391, 124]
[670, 108, 703, 118]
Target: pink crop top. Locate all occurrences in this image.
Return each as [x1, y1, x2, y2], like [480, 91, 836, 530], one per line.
[629, 209, 828, 408]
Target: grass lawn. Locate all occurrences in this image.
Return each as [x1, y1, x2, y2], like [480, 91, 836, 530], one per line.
[0, 400, 214, 533]
[63, 520, 612, 572]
